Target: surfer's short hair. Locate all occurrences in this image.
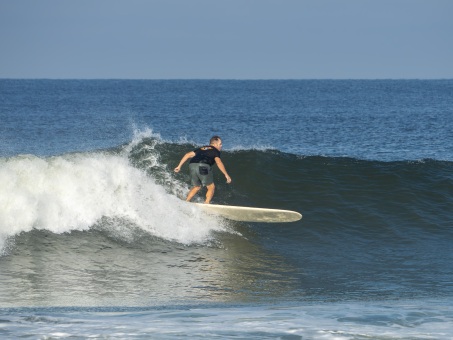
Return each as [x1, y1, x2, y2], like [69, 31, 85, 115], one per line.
[210, 136, 221, 144]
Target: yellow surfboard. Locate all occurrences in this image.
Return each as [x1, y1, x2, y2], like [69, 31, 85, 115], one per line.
[194, 203, 302, 223]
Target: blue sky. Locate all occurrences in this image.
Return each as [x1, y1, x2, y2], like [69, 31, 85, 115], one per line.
[1, 0, 452, 79]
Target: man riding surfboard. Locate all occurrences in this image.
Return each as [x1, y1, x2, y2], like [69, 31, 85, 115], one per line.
[174, 136, 232, 204]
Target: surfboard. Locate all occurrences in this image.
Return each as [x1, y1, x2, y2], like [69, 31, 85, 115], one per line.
[193, 203, 302, 223]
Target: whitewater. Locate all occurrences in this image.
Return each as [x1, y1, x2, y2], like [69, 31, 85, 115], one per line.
[0, 151, 230, 254]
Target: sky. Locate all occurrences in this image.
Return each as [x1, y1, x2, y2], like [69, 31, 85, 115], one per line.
[1, 0, 452, 79]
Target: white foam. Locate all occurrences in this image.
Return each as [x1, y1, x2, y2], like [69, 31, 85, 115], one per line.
[0, 152, 226, 252]
[3, 300, 452, 339]
[227, 143, 277, 152]
[123, 125, 162, 154]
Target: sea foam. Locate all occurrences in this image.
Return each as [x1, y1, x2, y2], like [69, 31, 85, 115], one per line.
[0, 151, 225, 253]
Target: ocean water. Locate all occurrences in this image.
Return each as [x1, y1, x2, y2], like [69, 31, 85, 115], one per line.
[0, 79, 452, 339]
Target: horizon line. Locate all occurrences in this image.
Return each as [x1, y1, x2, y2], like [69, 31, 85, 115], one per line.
[1, 77, 452, 81]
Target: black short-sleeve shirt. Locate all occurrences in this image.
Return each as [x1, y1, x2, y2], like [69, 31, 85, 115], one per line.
[189, 146, 220, 166]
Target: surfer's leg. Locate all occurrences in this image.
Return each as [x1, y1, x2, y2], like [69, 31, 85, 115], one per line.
[186, 186, 201, 202]
[205, 183, 215, 204]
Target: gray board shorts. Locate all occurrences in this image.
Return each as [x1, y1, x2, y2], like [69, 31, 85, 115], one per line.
[189, 163, 214, 187]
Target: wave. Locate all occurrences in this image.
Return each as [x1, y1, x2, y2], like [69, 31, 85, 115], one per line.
[2, 131, 453, 254]
[126, 133, 453, 237]
[0, 147, 229, 254]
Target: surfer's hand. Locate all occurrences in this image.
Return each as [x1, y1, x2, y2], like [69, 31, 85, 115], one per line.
[226, 176, 232, 184]
[174, 167, 181, 173]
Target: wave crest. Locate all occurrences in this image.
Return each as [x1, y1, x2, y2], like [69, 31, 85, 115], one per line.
[0, 152, 227, 254]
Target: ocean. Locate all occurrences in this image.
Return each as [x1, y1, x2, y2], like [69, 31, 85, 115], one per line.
[0, 79, 452, 339]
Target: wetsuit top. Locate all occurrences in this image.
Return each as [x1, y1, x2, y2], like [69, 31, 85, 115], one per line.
[189, 146, 220, 166]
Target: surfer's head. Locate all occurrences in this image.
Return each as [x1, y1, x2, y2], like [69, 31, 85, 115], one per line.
[210, 136, 222, 149]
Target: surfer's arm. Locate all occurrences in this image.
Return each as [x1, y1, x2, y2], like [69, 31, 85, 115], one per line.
[215, 157, 232, 183]
[174, 151, 195, 172]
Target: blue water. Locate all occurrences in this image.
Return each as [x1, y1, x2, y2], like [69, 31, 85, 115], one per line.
[1, 79, 453, 339]
[1, 79, 452, 160]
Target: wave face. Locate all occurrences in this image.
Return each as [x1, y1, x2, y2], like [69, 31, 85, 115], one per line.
[153, 141, 452, 235]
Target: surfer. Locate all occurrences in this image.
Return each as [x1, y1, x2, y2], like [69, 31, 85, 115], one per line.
[174, 136, 232, 204]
